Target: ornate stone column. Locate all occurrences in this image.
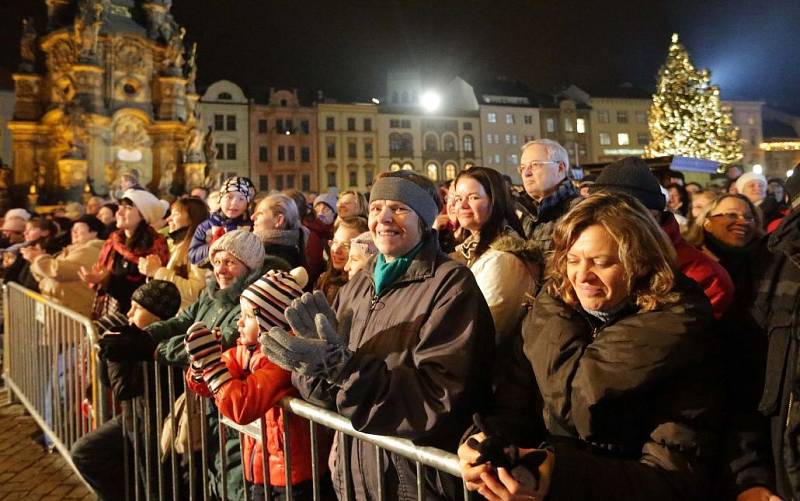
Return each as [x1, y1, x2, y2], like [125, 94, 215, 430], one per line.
[12, 74, 42, 120]
[154, 76, 186, 121]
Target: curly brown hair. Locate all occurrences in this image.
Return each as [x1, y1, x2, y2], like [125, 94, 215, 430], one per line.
[546, 192, 679, 312]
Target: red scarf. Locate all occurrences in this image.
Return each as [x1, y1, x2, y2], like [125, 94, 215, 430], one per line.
[98, 228, 169, 271]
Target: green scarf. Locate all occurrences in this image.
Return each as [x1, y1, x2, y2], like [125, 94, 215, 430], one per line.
[373, 240, 425, 296]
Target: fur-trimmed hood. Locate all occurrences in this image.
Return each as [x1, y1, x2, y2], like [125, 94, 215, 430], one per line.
[488, 233, 544, 268]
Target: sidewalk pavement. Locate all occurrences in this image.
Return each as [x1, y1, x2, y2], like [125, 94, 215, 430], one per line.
[0, 389, 96, 500]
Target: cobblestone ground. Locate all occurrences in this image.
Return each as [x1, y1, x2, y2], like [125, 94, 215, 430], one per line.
[0, 390, 96, 500]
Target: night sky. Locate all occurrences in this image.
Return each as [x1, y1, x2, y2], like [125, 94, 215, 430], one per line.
[1, 0, 799, 109]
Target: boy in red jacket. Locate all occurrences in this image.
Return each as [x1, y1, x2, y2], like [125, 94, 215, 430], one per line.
[184, 267, 322, 500]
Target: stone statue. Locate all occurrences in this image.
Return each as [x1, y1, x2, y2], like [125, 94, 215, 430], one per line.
[202, 125, 218, 169]
[186, 43, 198, 92]
[20, 18, 37, 69]
[158, 162, 176, 195]
[74, 0, 106, 60]
[164, 27, 185, 70]
[183, 126, 203, 163]
[35, 164, 47, 190]
[62, 103, 89, 159]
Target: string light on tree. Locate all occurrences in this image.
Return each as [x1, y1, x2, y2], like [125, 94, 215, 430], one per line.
[645, 33, 743, 164]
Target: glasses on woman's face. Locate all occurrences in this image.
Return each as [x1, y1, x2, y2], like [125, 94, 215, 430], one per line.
[708, 212, 755, 223]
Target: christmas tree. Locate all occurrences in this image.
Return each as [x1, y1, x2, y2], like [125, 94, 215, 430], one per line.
[646, 33, 742, 163]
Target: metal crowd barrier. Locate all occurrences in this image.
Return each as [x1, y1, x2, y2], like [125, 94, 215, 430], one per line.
[3, 283, 471, 501]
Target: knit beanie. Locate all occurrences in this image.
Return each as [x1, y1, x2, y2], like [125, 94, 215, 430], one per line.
[735, 172, 767, 195]
[4, 208, 31, 222]
[131, 279, 181, 320]
[73, 214, 104, 236]
[219, 176, 255, 204]
[786, 168, 800, 204]
[313, 193, 338, 213]
[369, 176, 440, 227]
[241, 267, 308, 332]
[209, 229, 265, 271]
[591, 157, 666, 211]
[122, 189, 167, 226]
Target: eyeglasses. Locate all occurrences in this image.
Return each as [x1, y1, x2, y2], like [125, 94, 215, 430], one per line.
[708, 212, 756, 223]
[330, 239, 352, 251]
[517, 160, 559, 175]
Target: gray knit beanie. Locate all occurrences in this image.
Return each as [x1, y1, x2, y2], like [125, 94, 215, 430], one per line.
[209, 229, 265, 271]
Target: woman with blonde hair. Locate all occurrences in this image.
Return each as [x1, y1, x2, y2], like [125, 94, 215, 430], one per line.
[138, 197, 209, 309]
[460, 191, 721, 500]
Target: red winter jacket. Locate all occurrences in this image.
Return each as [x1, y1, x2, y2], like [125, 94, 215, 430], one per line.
[186, 340, 319, 486]
[661, 213, 735, 319]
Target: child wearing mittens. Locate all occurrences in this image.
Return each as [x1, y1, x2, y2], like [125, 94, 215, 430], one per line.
[184, 267, 325, 501]
[189, 176, 255, 265]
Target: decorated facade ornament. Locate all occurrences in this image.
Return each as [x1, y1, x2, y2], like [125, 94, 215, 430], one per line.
[183, 125, 204, 163]
[202, 125, 218, 169]
[163, 27, 186, 73]
[186, 42, 198, 92]
[20, 18, 37, 71]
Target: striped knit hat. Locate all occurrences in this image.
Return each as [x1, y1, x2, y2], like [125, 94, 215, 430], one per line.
[241, 267, 309, 332]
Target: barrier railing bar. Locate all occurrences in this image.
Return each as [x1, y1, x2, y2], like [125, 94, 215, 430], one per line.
[309, 421, 320, 501]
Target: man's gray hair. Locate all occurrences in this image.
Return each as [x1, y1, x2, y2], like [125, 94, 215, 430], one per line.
[260, 193, 300, 230]
[521, 138, 571, 176]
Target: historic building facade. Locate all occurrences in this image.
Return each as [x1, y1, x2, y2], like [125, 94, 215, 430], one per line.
[317, 102, 378, 193]
[249, 88, 317, 192]
[198, 80, 250, 180]
[8, 0, 209, 203]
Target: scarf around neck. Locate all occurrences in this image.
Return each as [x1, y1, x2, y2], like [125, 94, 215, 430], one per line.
[373, 240, 425, 296]
[258, 228, 301, 248]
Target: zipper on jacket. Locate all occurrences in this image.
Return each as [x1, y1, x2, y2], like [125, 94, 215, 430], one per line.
[788, 391, 795, 430]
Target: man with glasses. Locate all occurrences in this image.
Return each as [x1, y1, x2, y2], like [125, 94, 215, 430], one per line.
[515, 139, 580, 250]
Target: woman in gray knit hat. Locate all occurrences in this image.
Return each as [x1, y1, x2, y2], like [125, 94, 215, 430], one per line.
[261, 170, 495, 500]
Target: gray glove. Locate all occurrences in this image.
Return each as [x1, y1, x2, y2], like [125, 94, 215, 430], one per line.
[284, 291, 339, 341]
[260, 295, 354, 384]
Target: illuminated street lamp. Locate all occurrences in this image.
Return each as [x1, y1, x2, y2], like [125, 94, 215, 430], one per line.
[752, 164, 763, 175]
[420, 91, 441, 112]
[788, 169, 795, 178]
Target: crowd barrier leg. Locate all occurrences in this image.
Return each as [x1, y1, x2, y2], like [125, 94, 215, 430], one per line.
[309, 421, 320, 500]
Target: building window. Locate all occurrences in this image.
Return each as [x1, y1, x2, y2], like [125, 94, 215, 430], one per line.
[599, 133, 611, 145]
[275, 119, 285, 133]
[617, 133, 630, 145]
[327, 170, 336, 187]
[364, 118, 372, 131]
[637, 132, 649, 145]
[425, 134, 438, 152]
[617, 111, 628, 124]
[401, 91, 409, 103]
[301, 146, 310, 162]
[301, 174, 310, 191]
[278, 145, 285, 161]
[300, 120, 309, 134]
[402, 162, 413, 171]
[225, 143, 236, 160]
[546, 118, 556, 133]
[507, 153, 519, 165]
[391, 91, 399, 103]
[598, 111, 609, 123]
[275, 175, 284, 191]
[445, 163, 456, 180]
[524, 115, 533, 124]
[326, 117, 335, 131]
[635, 111, 647, 124]
[506, 114, 515, 125]
[285, 119, 293, 132]
[258, 146, 268, 162]
[347, 140, 357, 159]
[487, 113, 497, 124]
[258, 175, 268, 191]
[326, 138, 336, 159]
[280, 99, 287, 107]
[463, 135, 474, 152]
[564, 119, 574, 132]
[215, 143, 224, 159]
[390, 162, 401, 172]
[390, 119, 400, 128]
[493, 154, 501, 164]
[347, 117, 356, 131]
[505, 134, 512, 144]
[226, 115, 236, 131]
[286, 174, 295, 189]
[258, 119, 268, 134]
[364, 140, 374, 158]
[576, 118, 586, 134]
[364, 167, 374, 186]
[348, 169, 358, 187]
[426, 163, 438, 181]
[463, 122, 472, 131]
[486, 133, 493, 145]
[288, 146, 295, 162]
[214, 114, 224, 130]
[218, 92, 232, 100]
[443, 135, 456, 152]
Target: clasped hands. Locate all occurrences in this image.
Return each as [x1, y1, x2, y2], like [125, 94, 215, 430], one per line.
[458, 414, 554, 501]
[259, 290, 353, 384]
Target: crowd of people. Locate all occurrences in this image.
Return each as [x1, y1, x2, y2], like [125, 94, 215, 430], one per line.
[3, 140, 800, 500]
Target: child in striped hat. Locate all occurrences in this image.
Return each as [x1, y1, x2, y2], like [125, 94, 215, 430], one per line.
[184, 266, 324, 499]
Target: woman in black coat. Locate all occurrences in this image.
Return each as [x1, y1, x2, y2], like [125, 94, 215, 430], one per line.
[459, 192, 722, 500]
